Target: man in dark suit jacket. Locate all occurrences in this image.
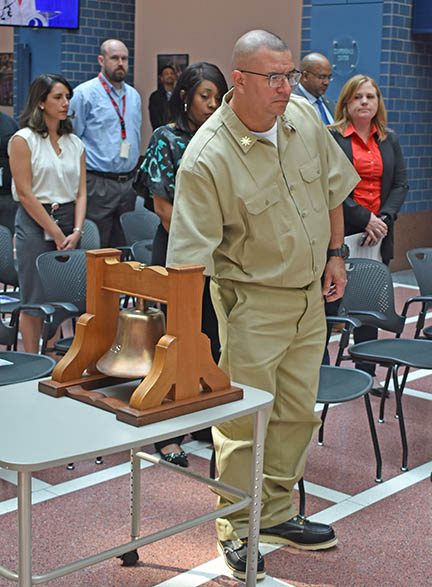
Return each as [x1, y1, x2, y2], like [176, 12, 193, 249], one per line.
[148, 65, 177, 130]
[294, 54, 338, 354]
[293, 53, 335, 124]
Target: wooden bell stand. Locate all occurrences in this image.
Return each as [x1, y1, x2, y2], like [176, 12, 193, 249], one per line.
[39, 249, 243, 426]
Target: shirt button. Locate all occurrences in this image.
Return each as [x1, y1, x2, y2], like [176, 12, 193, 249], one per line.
[289, 184, 295, 191]
[311, 239, 316, 245]
[265, 199, 270, 206]
[301, 211, 307, 218]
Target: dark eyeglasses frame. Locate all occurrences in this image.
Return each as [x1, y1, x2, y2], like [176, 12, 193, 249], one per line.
[239, 69, 302, 88]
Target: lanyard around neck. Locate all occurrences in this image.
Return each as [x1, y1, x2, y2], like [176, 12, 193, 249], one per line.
[98, 73, 127, 140]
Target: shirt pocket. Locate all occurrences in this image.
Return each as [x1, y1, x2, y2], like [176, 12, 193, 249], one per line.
[299, 155, 325, 212]
[241, 183, 280, 215]
[235, 184, 285, 274]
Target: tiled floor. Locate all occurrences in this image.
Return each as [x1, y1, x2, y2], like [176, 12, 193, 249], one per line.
[0, 275, 431, 586]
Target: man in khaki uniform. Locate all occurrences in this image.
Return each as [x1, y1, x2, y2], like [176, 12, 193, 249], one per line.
[167, 30, 359, 581]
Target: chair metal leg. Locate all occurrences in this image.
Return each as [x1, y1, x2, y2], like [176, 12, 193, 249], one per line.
[399, 366, 410, 407]
[298, 477, 306, 517]
[378, 367, 391, 423]
[363, 394, 383, 482]
[391, 365, 409, 471]
[209, 448, 216, 479]
[318, 404, 329, 445]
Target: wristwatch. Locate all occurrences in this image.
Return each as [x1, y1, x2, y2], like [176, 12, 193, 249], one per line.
[327, 243, 349, 260]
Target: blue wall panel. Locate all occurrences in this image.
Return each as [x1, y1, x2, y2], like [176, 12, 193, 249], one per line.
[13, 28, 62, 117]
[310, 2, 383, 103]
[15, 28, 62, 77]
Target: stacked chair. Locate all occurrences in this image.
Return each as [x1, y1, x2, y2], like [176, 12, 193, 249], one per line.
[340, 258, 432, 472]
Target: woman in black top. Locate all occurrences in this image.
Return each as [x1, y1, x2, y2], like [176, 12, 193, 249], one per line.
[140, 62, 228, 466]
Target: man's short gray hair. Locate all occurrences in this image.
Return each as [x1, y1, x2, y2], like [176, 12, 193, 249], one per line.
[232, 30, 289, 69]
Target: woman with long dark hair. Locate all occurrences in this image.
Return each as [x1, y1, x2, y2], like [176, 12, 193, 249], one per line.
[140, 62, 228, 466]
[9, 74, 86, 353]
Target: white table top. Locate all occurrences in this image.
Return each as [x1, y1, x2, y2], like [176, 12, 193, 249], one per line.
[0, 380, 273, 471]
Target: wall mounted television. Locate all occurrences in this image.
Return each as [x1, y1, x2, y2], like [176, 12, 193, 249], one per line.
[0, 1, 79, 29]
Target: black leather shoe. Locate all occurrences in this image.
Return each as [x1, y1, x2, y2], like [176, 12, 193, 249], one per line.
[370, 387, 390, 398]
[217, 539, 266, 581]
[158, 449, 189, 467]
[260, 515, 338, 550]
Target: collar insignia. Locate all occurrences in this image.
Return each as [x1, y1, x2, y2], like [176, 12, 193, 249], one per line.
[240, 135, 252, 147]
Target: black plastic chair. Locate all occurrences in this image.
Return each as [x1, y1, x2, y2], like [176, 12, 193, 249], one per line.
[349, 338, 432, 472]
[36, 250, 87, 355]
[298, 363, 378, 516]
[35, 249, 103, 469]
[119, 210, 159, 246]
[343, 258, 432, 472]
[0, 350, 56, 385]
[340, 258, 406, 337]
[0, 226, 21, 349]
[79, 218, 101, 250]
[297, 316, 382, 516]
[406, 248, 432, 338]
[131, 239, 153, 265]
[0, 225, 19, 292]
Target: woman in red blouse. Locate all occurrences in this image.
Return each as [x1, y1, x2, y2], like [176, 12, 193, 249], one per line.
[330, 75, 408, 393]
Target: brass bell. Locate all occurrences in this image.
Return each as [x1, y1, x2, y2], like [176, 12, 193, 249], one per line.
[96, 298, 165, 379]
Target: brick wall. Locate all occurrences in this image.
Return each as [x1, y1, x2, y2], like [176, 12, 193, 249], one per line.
[13, 0, 136, 112]
[381, 0, 432, 212]
[301, 0, 432, 213]
[62, 0, 136, 87]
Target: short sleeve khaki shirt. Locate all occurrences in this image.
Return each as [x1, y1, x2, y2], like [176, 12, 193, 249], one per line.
[167, 91, 359, 288]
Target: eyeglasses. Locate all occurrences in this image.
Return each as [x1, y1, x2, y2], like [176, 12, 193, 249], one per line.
[239, 69, 302, 88]
[303, 70, 333, 82]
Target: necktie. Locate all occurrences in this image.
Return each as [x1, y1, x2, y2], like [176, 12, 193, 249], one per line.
[316, 98, 331, 125]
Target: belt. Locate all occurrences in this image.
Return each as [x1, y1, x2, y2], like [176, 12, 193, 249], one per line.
[87, 169, 136, 183]
[41, 202, 74, 210]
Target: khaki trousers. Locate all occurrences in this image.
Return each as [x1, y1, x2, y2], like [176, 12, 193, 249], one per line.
[210, 278, 326, 541]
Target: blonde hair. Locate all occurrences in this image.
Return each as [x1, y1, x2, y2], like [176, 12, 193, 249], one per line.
[331, 74, 388, 140]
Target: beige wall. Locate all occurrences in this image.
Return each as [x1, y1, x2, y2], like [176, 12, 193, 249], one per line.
[134, 1, 302, 149]
[0, 27, 14, 117]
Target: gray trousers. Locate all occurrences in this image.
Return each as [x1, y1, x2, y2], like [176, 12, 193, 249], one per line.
[86, 173, 136, 247]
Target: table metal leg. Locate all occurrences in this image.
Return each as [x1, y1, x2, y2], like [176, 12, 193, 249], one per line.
[245, 407, 266, 586]
[130, 449, 141, 540]
[17, 471, 32, 587]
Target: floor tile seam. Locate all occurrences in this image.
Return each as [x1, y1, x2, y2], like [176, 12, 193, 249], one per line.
[36, 456, 156, 497]
[309, 460, 432, 524]
[299, 480, 351, 503]
[351, 460, 432, 504]
[393, 283, 419, 290]
[43, 442, 212, 495]
[152, 544, 288, 587]
[0, 444, 212, 512]
[0, 469, 53, 491]
[151, 556, 228, 586]
[0, 487, 59, 516]
[401, 387, 432, 400]
[41, 445, 349, 508]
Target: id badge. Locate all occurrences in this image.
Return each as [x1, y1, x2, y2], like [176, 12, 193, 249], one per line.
[120, 142, 131, 159]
